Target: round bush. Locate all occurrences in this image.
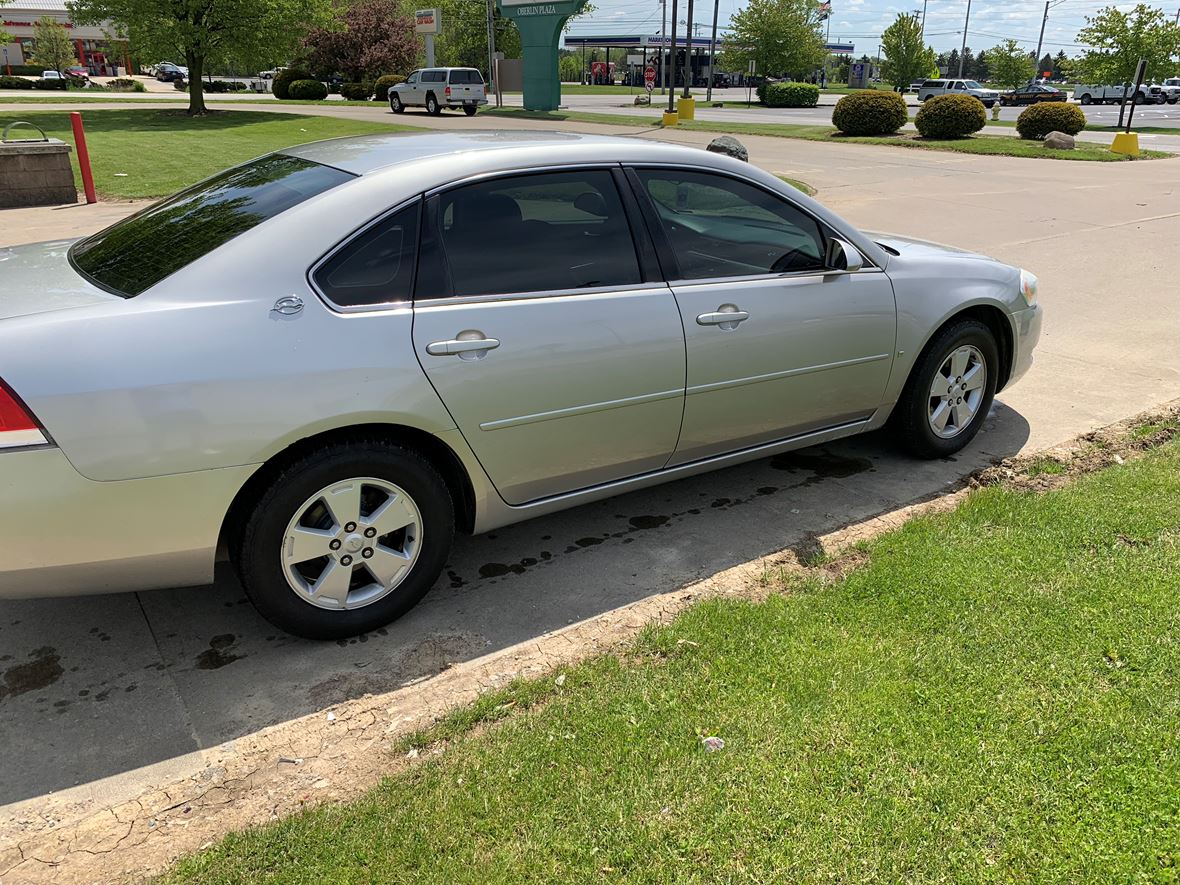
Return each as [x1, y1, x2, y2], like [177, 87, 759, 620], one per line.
[105, 77, 146, 92]
[831, 91, 908, 136]
[757, 81, 820, 108]
[172, 78, 188, 92]
[272, 67, 311, 100]
[914, 93, 986, 139]
[32, 77, 68, 91]
[339, 82, 372, 101]
[1015, 102, 1086, 140]
[372, 74, 406, 100]
[287, 78, 328, 101]
[0, 75, 34, 90]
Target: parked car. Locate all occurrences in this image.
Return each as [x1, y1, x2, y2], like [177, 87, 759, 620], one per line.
[259, 66, 286, 80]
[1157, 78, 1180, 103]
[0, 131, 1041, 638]
[917, 78, 1000, 107]
[1073, 83, 1162, 105]
[999, 84, 1067, 106]
[65, 66, 89, 82]
[40, 70, 62, 80]
[388, 67, 487, 115]
[155, 62, 188, 82]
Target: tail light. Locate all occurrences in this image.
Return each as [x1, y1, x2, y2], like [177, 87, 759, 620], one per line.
[444, 86, 451, 97]
[0, 380, 49, 450]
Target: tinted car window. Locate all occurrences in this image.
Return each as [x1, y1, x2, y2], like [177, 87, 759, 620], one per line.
[314, 202, 420, 307]
[434, 170, 641, 298]
[448, 69, 484, 84]
[422, 70, 446, 82]
[637, 169, 825, 279]
[71, 155, 352, 297]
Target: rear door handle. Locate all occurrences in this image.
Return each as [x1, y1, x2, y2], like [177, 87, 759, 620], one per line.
[425, 337, 500, 357]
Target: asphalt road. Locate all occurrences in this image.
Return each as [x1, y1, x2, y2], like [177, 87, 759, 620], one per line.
[1, 113, 1178, 820]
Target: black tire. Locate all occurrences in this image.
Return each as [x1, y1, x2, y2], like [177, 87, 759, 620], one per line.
[463, 104, 477, 116]
[232, 441, 454, 640]
[389, 93, 404, 114]
[1080, 94, 1091, 105]
[426, 93, 441, 115]
[892, 318, 999, 459]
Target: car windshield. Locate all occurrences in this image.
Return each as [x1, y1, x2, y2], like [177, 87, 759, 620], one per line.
[964, 81, 983, 89]
[70, 155, 353, 298]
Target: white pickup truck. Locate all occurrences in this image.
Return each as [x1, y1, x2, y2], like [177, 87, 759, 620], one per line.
[1158, 78, 1180, 104]
[1073, 83, 1164, 105]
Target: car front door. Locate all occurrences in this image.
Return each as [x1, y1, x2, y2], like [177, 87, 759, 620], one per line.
[628, 167, 897, 465]
[411, 168, 686, 505]
[402, 70, 422, 105]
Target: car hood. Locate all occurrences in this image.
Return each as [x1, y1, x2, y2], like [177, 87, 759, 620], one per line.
[0, 239, 120, 321]
[868, 232, 995, 262]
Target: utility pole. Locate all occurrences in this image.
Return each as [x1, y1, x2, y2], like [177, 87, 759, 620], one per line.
[660, 0, 668, 95]
[920, 0, 928, 38]
[1034, 0, 1049, 73]
[681, 0, 695, 97]
[957, 0, 971, 77]
[667, 0, 679, 111]
[486, 0, 499, 106]
[706, 0, 720, 102]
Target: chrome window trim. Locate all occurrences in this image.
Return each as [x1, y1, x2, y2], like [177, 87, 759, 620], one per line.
[413, 280, 670, 309]
[306, 196, 423, 315]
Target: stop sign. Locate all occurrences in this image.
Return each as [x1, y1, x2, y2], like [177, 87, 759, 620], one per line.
[644, 66, 656, 90]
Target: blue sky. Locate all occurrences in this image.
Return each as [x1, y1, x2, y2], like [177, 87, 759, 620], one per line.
[566, 0, 1177, 57]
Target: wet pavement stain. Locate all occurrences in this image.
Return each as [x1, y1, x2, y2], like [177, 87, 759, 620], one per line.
[628, 515, 669, 530]
[479, 562, 512, 578]
[575, 537, 605, 547]
[0, 646, 63, 701]
[769, 450, 875, 479]
[195, 634, 244, 671]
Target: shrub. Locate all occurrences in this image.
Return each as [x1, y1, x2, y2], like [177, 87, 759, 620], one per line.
[914, 93, 987, 139]
[273, 67, 312, 100]
[32, 77, 68, 90]
[105, 77, 146, 92]
[1015, 101, 1086, 140]
[372, 74, 406, 100]
[339, 81, 372, 100]
[288, 78, 328, 100]
[831, 91, 907, 136]
[173, 78, 188, 91]
[0, 75, 35, 90]
[757, 81, 820, 108]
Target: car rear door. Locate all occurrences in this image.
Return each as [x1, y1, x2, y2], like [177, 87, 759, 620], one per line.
[627, 167, 897, 465]
[411, 167, 686, 505]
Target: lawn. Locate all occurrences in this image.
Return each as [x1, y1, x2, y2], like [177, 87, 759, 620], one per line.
[481, 107, 1171, 161]
[0, 109, 418, 198]
[164, 440, 1180, 883]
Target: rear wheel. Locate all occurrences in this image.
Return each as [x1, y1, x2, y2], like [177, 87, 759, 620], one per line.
[389, 93, 404, 114]
[426, 93, 441, 115]
[233, 442, 454, 639]
[893, 319, 999, 459]
[1080, 93, 1091, 105]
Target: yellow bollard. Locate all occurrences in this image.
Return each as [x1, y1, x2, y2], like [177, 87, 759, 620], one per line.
[662, 110, 679, 127]
[1110, 132, 1140, 157]
[677, 97, 696, 121]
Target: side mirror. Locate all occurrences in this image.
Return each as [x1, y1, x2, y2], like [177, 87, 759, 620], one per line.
[826, 237, 864, 273]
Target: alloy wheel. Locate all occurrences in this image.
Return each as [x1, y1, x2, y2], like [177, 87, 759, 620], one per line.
[927, 345, 987, 439]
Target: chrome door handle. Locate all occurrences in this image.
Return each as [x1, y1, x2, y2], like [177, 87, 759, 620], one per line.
[697, 306, 749, 329]
[425, 336, 500, 357]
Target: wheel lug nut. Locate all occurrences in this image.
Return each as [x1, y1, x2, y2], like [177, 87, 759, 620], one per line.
[344, 522, 357, 532]
[362, 548, 373, 559]
[329, 539, 341, 550]
[364, 527, 376, 538]
[340, 554, 353, 566]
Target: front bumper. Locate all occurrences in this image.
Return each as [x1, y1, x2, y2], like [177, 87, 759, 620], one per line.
[1007, 303, 1042, 389]
[0, 448, 255, 599]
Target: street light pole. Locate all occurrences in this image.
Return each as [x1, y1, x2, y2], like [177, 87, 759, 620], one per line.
[667, 0, 679, 112]
[957, 0, 971, 78]
[486, 0, 499, 106]
[706, 0, 720, 102]
[660, 0, 668, 94]
[681, 0, 695, 97]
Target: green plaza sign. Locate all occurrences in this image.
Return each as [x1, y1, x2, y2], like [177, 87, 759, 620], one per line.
[497, 0, 588, 111]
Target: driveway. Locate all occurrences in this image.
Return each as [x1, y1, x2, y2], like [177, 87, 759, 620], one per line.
[1, 116, 1177, 829]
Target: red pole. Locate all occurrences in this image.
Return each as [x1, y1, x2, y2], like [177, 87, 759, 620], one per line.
[69, 112, 97, 205]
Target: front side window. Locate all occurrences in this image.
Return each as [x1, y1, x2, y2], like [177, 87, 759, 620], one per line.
[71, 155, 353, 297]
[637, 169, 825, 279]
[313, 202, 419, 308]
[406, 71, 419, 84]
[433, 170, 641, 298]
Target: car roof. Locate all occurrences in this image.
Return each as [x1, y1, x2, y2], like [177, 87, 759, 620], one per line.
[281, 130, 702, 176]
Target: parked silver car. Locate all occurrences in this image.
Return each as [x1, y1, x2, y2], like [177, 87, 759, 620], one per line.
[388, 67, 487, 116]
[0, 131, 1041, 638]
[917, 78, 1000, 107]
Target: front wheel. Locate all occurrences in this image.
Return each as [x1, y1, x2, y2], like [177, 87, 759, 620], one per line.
[426, 93, 441, 115]
[1079, 94, 1091, 105]
[233, 441, 454, 639]
[463, 104, 477, 116]
[389, 93, 404, 114]
[892, 319, 999, 459]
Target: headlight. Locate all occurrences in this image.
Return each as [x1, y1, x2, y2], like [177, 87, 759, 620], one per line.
[1019, 269, 1038, 306]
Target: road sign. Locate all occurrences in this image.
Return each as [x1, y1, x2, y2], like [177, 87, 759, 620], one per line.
[644, 65, 656, 92]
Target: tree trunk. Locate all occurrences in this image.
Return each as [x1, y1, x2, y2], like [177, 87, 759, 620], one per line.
[186, 51, 207, 115]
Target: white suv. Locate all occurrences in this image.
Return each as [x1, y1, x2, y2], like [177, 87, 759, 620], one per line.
[917, 78, 1000, 108]
[389, 68, 488, 116]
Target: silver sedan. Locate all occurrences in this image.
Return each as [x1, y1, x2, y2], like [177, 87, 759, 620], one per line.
[0, 131, 1042, 638]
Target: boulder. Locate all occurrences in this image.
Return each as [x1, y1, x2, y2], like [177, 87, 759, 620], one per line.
[706, 135, 748, 162]
[633, 94, 650, 106]
[1043, 130, 1076, 150]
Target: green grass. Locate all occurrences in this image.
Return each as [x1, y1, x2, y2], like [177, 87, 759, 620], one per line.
[164, 443, 1180, 883]
[774, 173, 816, 195]
[1025, 455, 1068, 476]
[0, 109, 419, 198]
[481, 107, 1171, 161]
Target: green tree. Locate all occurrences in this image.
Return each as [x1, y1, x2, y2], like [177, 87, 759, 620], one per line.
[30, 17, 78, 74]
[988, 39, 1035, 89]
[973, 49, 989, 81]
[558, 52, 581, 83]
[1052, 50, 1072, 80]
[1037, 53, 1053, 78]
[719, 0, 826, 80]
[430, 0, 519, 72]
[1076, 3, 1180, 84]
[67, 0, 334, 114]
[880, 13, 935, 89]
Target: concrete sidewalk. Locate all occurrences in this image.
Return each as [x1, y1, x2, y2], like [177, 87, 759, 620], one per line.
[2, 112, 1179, 881]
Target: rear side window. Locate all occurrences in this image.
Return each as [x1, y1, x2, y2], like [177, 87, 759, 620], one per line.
[422, 70, 447, 83]
[313, 203, 420, 308]
[448, 70, 483, 84]
[70, 155, 352, 297]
